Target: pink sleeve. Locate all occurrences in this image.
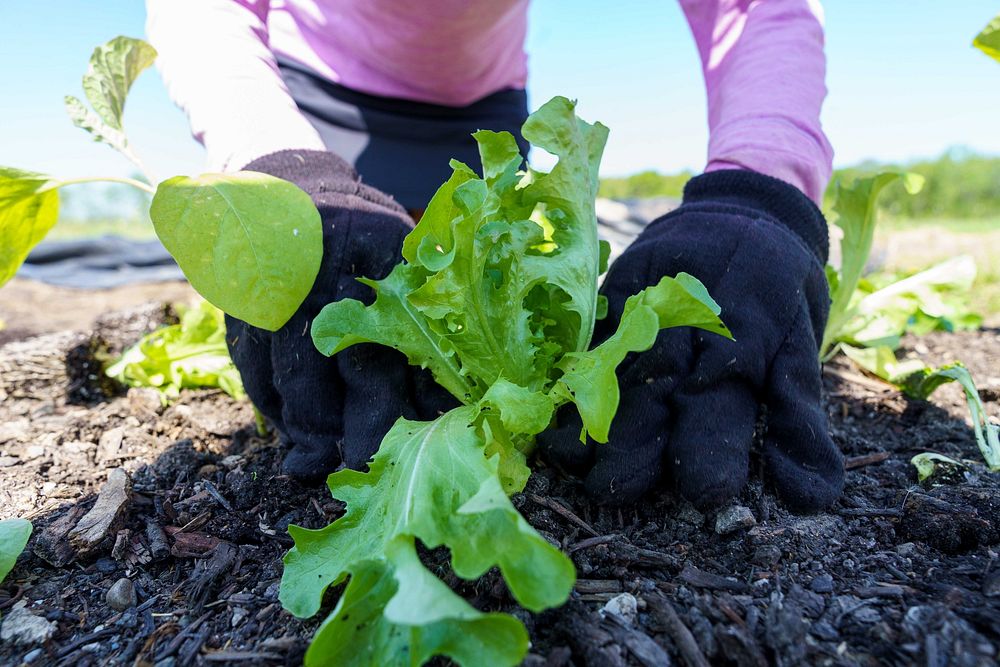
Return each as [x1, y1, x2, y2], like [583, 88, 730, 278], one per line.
[145, 0, 325, 172]
[678, 0, 834, 203]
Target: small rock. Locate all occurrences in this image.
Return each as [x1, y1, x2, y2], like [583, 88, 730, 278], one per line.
[675, 502, 705, 526]
[95, 557, 118, 574]
[0, 603, 57, 646]
[197, 464, 219, 478]
[810, 573, 834, 593]
[220, 455, 244, 470]
[600, 592, 638, 625]
[752, 544, 782, 568]
[23, 648, 44, 664]
[716, 505, 756, 535]
[231, 606, 249, 628]
[106, 578, 137, 611]
[896, 542, 917, 557]
[154, 658, 177, 667]
[0, 455, 19, 467]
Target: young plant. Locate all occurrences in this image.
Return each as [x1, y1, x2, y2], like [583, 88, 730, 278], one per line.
[0, 37, 321, 333]
[107, 299, 244, 403]
[280, 97, 731, 666]
[822, 173, 1000, 474]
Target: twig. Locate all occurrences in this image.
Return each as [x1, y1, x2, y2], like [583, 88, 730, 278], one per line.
[845, 452, 892, 470]
[568, 534, 618, 553]
[203, 480, 235, 514]
[837, 507, 902, 517]
[647, 593, 710, 667]
[527, 494, 599, 536]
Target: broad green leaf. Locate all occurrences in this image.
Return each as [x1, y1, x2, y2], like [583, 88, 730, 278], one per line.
[840, 344, 924, 383]
[0, 518, 32, 585]
[65, 94, 131, 158]
[305, 556, 528, 667]
[910, 452, 965, 484]
[974, 13, 1000, 62]
[0, 167, 60, 286]
[555, 273, 731, 442]
[107, 299, 245, 403]
[150, 172, 322, 331]
[280, 406, 574, 664]
[821, 171, 924, 358]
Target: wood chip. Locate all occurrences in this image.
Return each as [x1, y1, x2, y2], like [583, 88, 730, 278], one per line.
[678, 564, 748, 593]
[68, 467, 132, 555]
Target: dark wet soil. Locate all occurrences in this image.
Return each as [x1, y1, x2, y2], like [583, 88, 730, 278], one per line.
[1, 300, 998, 667]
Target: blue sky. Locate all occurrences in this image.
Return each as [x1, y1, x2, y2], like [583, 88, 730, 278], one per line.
[1, 1, 998, 181]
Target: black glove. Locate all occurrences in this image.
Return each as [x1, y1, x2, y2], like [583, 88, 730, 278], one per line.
[540, 170, 844, 512]
[226, 150, 449, 480]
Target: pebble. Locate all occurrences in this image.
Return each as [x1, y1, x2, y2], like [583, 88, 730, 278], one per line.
[715, 505, 756, 535]
[810, 573, 834, 593]
[0, 603, 57, 646]
[896, 542, 917, 558]
[600, 593, 638, 625]
[22, 648, 43, 664]
[751, 544, 782, 568]
[106, 578, 137, 611]
[231, 606, 249, 628]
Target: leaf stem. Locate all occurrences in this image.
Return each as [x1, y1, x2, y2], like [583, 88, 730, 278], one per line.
[42, 175, 156, 195]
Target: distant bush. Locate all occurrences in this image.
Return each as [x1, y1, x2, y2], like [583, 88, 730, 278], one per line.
[600, 150, 1000, 220]
[598, 169, 692, 199]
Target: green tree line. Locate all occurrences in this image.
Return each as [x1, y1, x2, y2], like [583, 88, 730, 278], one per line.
[600, 150, 1000, 220]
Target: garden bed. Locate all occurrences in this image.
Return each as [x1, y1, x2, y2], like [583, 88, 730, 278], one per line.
[1, 295, 998, 666]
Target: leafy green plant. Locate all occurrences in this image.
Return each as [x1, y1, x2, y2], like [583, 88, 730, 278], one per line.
[0, 37, 320, 332]
[280, 97, 731, 666]
[107, 299, 244, 403]
[0, 518, 32, 588]
[822, 173, 1000, 474]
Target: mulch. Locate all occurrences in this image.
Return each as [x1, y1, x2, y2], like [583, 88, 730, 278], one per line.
[1, 304, 998, 666]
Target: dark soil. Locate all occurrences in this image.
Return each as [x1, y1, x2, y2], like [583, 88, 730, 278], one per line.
[1, 298, 999, 667]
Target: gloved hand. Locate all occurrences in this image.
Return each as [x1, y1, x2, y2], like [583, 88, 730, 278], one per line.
[540, 170, 844, 512]
[226, 150, 449, 481]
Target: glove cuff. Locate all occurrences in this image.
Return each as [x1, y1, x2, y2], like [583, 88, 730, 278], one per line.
[243, 149, 359, 191]
[683, 170, 829, 264]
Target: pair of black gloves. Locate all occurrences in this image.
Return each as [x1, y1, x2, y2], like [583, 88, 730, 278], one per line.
[226, 150, 844, 512]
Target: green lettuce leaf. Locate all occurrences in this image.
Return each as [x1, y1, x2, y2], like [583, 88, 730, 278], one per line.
[554, 273, 731, 442]
[107, 299, 245, 402]
[281, 406, 574, 666]
[0, 167, 60, 287]
[150, 172, 323, 332]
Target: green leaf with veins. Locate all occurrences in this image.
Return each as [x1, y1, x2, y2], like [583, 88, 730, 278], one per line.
[0, 167, 60, 286]
[0, 518, 32, 585]
[295, 98, 731, 666]
[150, 172, 322, 332]
[65, 36, 157, 172]
[282, 406, 573, 666]
[974, 12, 1000, 62]
[304, 555, 528, 667]
[820, 171, 925, 358]
[554, 273, 731, 443]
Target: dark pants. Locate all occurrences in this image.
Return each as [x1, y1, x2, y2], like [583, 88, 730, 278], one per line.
[278, 58, 530, 211]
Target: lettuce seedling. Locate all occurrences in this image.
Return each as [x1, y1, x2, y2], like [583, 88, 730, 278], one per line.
[281, 97, 731, 666]
[0, 37, 321, 332]
[107, 299, 245, 403]
[822, 174, 1000, 474]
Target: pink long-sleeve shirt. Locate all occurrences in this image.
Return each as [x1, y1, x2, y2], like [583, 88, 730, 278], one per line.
[145, 0, 834, 203]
